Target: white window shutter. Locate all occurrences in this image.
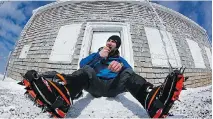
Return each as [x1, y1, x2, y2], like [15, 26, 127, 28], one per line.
[186, 38, 205, 68]
[204, 46, 212, 68]
[49, 24, 82, 62]
[144, 27, 181, 67]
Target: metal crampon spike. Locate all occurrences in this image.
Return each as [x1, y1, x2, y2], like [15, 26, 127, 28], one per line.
[37, 104, 43, 107]
[41, 106, 46, 113]
[181, 67, 186, 74]
[168, 113, 174, 116]
[33, 96, 39, 106]
[49, 114, 54, 118]
[182, 85, 187, 90]
[33, 101, 37, 106]
[24, 87, 31, 90]
[177, 99, 181, 102]
[24, 91, 28, 95]
[20, 73, 25, 78]
[35, 96, 40, 101]
[174, 88, 179, 91]
[17, 81, 24, 85]
[45, 107, 51, 112]
[184, 77, 189, 82]
[179, 66, 183, 72]
[42, 106, 50, 113]
[42, 109, 47, 113]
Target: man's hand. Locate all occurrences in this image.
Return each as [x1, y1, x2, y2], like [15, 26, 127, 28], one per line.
[108, 61, 122, 72]
[99, 46, 111, 58]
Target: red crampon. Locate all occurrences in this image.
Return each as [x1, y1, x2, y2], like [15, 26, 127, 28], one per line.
[145, 67, 188, 118]
[18, 70, 72, 118]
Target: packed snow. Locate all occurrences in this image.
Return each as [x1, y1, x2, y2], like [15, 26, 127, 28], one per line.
[0, 74, 211, 118]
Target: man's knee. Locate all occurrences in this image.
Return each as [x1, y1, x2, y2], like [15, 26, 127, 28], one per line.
[70, 65, 95, 79]
[65, 65, 95, 85]
[119, 68, 148, 86]
[80, 65, 96, 79]
[119, 68, 135, 79]
[113, 68, 136, 89]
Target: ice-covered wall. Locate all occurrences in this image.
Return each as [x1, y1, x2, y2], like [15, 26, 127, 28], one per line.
[7, 1, 211, 87]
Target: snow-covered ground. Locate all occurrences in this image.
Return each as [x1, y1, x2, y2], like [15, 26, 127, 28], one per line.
[0, 74, 211, 118]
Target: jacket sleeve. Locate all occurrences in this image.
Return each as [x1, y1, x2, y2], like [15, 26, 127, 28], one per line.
[119, 57, 132, 70]
[80, 52, 103, 68]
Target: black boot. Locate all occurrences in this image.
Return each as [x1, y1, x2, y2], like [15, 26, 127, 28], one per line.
[125, 70, 185, 118]
[125, 73, 164, 118]
[42, 68, 90, 100]
[19, 70, 72, 118]
[18, 69, 90, 118]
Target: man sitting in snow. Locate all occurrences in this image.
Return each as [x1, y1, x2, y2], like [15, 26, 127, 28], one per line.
[20, 35, 186, 118]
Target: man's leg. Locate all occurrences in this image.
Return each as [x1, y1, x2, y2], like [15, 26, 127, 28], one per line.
[114, 68, 154, 102]
[120, 68, 185, 118]
[122, 70, 163, 118]
[65, 65, 105, 98]
[18, 65, 99, 117]
[41, 65, 93, 99]
[64, 67, 90, 99]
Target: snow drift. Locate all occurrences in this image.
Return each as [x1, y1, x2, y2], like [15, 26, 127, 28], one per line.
[0, 74, 211, 118]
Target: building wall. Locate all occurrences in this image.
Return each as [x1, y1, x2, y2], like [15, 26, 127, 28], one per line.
[7, 1, 211, 88]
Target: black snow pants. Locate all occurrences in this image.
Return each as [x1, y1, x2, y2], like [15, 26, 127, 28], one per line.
[65, 65, 152, 99]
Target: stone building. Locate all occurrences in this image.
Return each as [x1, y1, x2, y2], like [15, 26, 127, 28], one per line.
[7, 0, 212, 88]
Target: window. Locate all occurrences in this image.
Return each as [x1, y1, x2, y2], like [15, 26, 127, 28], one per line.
[144, 27, 181, 67]
[49, 24, 82, 62]
[19, 44, 31, 58]
[204, 46, 212, 68]
[186, 38, 205, 68]
[79, 22, 134, 68]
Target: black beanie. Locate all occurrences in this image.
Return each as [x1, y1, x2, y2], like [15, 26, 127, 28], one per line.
[107, 35, 121, 48]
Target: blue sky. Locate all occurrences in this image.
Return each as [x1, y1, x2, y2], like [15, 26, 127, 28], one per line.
[0, 1, 212, 74]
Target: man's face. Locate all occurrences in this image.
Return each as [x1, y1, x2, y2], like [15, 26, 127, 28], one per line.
[106, 39, 117, 51]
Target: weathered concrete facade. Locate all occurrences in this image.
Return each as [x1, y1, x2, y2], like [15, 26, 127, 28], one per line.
[7, 1, 211, 88]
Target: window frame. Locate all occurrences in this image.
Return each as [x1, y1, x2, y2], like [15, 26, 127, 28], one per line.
[79, 22, 134, 69]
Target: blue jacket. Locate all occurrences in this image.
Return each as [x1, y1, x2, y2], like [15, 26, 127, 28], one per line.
[80, 52, 132, 80]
